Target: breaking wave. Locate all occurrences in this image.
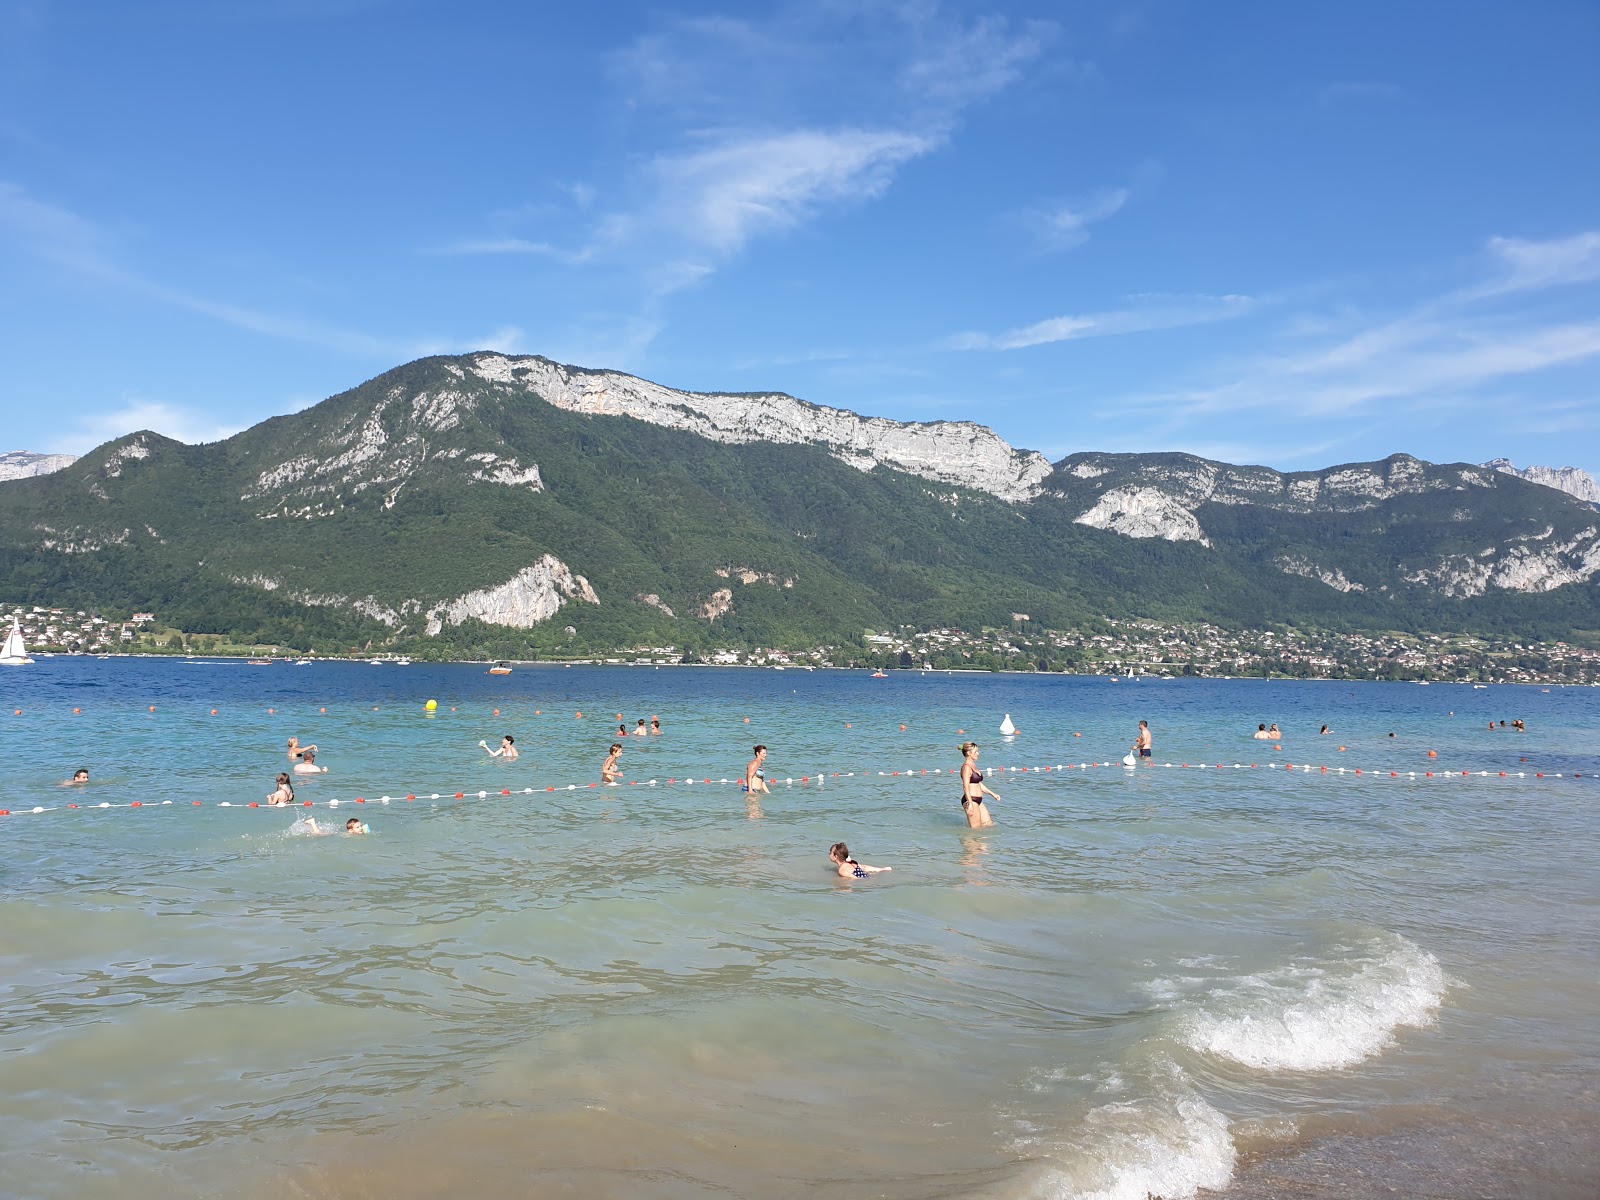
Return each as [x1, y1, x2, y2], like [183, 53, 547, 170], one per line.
[1021, 1059, 1236, 1200]
[1167, 933, 1447, 1071]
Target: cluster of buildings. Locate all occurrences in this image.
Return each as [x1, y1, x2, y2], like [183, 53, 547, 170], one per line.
[0, 604, 155, 654]
[836, 619, 1600, 685]
[7, 601, 1597, 684]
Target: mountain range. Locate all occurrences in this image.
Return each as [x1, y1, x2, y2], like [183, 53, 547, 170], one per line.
[1, 352, 1597, 654]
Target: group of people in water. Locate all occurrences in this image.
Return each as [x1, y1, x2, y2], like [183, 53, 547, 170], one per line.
[240, 705, 1537, 874]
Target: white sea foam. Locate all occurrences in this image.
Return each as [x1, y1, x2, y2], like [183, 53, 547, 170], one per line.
[1024, 1060, 1236, 1200]
[1171, 934, 1446, 1071]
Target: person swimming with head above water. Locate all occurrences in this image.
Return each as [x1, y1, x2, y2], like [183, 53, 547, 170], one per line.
[634, 719, 649, 737]
[60, 768, 90, 786]
[286, 736, 317, 762]
[480, 734, 518, 760]
[345, 818, 368, 834]
[293, 747, 328, 774]
[268, 773, 295, 806]
[829, 842, 891, 879]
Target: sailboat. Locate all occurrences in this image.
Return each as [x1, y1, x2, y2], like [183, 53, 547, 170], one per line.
[0, 619, 33, 665]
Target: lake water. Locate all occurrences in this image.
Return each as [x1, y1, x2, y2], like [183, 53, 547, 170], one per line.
[2, 660, 1596, 1199]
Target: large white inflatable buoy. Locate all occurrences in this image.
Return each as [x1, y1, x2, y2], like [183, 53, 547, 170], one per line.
[1122, 752, 1137, 767]
[999, 714, 1017, 736]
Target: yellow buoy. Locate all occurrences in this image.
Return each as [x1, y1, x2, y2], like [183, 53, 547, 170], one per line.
[425, 699, 438, 711]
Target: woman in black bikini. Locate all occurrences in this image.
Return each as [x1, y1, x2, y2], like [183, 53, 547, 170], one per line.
[959, 741, 999, 828]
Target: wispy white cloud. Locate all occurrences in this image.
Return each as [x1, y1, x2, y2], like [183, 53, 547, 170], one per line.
[441, 7, 1056, 308]
[650, 128, 934, 257]
[1121, 231, 1600, 422]
[0, 181, 528, 360]
[1476, 230, 1600, 296]
[1034, 187, 1129, 251]
[947, 293, 1257, 350]
[48, 397, 246, 453]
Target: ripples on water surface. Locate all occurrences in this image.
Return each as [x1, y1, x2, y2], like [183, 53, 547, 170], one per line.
[2, 661, 1597, 1199]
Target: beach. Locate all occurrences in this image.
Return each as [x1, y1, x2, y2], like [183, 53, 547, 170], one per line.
[1, 660, 1596, 1198]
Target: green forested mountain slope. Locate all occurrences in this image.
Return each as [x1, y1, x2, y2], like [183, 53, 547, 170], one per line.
[0, 354, 1595, 654]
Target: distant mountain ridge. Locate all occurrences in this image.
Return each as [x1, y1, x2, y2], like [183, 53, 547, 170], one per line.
[0, 451, 77, 482]
[0, 353, 1596, 653]
[1482, 458, 1600, 508]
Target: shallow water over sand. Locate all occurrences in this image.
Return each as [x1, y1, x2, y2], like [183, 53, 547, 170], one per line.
[2, 662, 1596, 1198]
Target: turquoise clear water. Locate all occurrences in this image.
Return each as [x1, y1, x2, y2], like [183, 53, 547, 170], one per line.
[2, 660, 1597, 1199]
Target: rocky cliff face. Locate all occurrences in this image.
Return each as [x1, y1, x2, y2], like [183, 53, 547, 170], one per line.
[0, 451, 78, 482]
[1482, 459, 1600, 508]
[469, 354, 1052, 502]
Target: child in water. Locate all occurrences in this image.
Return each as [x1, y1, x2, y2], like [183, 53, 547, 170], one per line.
[829, 842, 891, 879]
[267, 773, 295, 805]
[602, 743, 623, 784]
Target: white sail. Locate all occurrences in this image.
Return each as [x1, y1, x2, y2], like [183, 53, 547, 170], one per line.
[0, 620, 32, 664]
[999, 713, 1016, 735]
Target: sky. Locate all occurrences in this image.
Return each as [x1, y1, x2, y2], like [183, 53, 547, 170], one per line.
[1, 0, 1597, 474]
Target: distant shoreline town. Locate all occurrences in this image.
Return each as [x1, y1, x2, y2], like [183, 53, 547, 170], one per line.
[7, 604, 1596, 686]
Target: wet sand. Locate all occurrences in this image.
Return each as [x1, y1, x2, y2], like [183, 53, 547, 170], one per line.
[1219, 1100, 1600, 1200]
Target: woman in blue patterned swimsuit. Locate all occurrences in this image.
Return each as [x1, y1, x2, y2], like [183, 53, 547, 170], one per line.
[830, 842, 891, 878]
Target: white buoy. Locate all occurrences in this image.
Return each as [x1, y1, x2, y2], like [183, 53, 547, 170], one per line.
[1122, 752, 1137, 767]
[1000, 714, 1017, 736]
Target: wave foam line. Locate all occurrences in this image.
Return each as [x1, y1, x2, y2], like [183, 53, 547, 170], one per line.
[1176, 935, 1447, 1072]
[1029, 1060, 1235, 1200]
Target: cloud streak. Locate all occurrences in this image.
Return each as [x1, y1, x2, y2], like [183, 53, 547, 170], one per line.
[947, 294, 1257, 350]
[1119, 231, 1600, 423]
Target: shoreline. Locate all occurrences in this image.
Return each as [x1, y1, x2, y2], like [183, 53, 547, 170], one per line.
[15, 651, 1595, 686]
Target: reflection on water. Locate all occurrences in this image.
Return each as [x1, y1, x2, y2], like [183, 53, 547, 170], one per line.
[1, 662, 1597, 1198]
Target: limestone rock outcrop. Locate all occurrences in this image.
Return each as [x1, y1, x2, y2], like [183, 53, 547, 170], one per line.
[470, 354, 1051, 502]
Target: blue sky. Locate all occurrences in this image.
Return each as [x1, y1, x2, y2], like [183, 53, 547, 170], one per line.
[2, 0, 1597, 474]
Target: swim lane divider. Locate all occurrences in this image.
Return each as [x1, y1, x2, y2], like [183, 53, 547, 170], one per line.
[1, 759, 1589, 818]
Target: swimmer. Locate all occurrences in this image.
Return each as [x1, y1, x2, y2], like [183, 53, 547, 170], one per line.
[60, 767, 90, 786]
[959, 741, 999, 828]
[617, 722, 629, 739]
[345, 818, 368, 835]
[1266, 723, 1281, 740]
[290, 814, 330, 836]
[268, 773, 295, 805]
[286, 736, 317, 761]
[1253, 724, 1273, 740]
[651, 716, 661, 735]
[744, 745, 771, 795]
[602, 743, 623, 784]
[1320, 725, 1331, 735]
[829, 842, 891, 879]
[293, 747, 329, 774]
[634, 719, 649, 737]
[480, 734, 519, 760]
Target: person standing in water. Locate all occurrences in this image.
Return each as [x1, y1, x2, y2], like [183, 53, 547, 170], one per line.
[959, 741, 999, 827]
[267, 773, 295, 805]
[1134, 720, 1153, 761]
[286, 736, 317, 762]
[650, 716, 662, 735]
[744, 745, 771, 795]
[294, 748, 328, 774]
[634, 719, 649, 737]
[601, 743, 624, 784]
